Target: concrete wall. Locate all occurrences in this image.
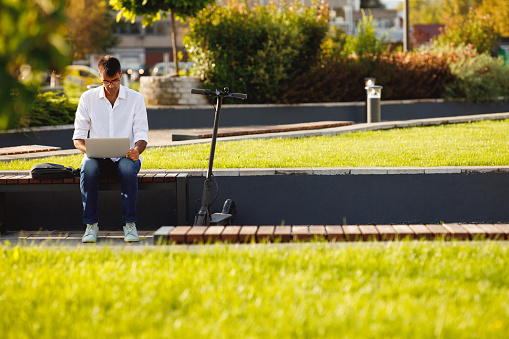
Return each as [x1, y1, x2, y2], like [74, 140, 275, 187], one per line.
[2, 167, 508, 231]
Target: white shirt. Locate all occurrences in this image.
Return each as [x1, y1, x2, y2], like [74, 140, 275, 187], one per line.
[73, 85, 149, 161]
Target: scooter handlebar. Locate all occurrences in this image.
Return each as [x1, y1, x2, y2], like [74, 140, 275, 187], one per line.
[191, 88, 212, 95]
[227, 93, 247, 100]
[191, 88, 247, 100]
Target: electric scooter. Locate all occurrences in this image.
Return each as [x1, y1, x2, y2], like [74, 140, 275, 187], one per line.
[191, 87, 247, 226]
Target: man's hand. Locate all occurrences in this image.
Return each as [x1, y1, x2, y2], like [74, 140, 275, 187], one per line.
[126, 147, 140, 161]
[126, 140, 147, 161]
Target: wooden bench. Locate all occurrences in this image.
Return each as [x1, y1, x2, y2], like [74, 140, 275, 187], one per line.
[0, 170, 188, 231]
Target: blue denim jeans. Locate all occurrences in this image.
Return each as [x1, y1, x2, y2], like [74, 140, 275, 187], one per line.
[80, 157, 141, 224]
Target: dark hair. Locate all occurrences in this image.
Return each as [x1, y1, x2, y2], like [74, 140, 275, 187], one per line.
[98, 55, 121, 77]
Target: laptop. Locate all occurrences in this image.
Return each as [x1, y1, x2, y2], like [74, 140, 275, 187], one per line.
[85, 138, 130, 158]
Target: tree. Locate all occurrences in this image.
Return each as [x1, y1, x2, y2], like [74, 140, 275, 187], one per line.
[66, 0, 118, 61]
[0, 0, 71, 129]
[408, 0, 443, 24]
[477, 0, 509, 36]
[109, 0, 214, 75]
[435, 7, 499, 54]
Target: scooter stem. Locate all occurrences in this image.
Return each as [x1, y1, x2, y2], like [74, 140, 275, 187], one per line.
[206, 95, 223, 180]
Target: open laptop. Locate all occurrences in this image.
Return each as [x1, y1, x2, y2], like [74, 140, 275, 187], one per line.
[85, 138, 130, 158]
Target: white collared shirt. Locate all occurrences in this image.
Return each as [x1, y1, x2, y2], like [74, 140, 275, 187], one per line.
[73, 85, 149, 161]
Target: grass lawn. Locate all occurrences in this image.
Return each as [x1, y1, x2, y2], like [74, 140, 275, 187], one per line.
[1, 119, 508, 170]
[1, 242, 508, 338]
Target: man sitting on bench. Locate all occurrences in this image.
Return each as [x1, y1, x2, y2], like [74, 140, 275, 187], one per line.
[73, 55, 149, 243]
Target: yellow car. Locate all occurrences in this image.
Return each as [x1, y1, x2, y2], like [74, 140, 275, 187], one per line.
[63, 65, 101, 87]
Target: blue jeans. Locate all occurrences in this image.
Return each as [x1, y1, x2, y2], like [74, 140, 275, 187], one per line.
[80, 157, 141, 225]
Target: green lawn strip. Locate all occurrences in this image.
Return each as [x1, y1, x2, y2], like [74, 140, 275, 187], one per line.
[1, 119, 508, 170]
[0, 242, 508, 338]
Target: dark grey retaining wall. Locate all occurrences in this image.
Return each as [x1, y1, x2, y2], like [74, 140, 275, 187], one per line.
[2, 98, 509, 149]
[2, 168, 508, 231]
[147, 99, 509, 129]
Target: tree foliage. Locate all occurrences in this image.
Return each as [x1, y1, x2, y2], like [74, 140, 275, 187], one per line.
[0, 0, 71, 130]
[409, 0, 443, 25]
[66, 0, 118, 61]
[185, 0, 329, 103]
[109, 0, 214, 75]
[341, 10, 389, 57]
[435, 7, 499, 55]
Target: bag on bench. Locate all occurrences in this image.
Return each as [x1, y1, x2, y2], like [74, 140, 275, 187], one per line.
[30, 163, 80, 179]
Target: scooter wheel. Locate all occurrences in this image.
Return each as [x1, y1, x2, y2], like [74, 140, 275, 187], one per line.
[222, 199, 236, 220]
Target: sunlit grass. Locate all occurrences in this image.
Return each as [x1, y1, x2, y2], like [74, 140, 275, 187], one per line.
[1, 119, 508, 170]
[0, 242, 508, 338]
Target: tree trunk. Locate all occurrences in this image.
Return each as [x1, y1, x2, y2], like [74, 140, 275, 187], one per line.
[170, 10, 179, 76]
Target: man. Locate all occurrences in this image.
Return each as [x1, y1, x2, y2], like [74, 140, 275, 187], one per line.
[73, 55, 149, 243]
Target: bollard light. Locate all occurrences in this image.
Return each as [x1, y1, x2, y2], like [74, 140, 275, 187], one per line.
[364, 77, 376, 87]
[365, 84, 383, 123]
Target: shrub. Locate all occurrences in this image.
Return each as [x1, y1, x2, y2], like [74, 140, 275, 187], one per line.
[185, 0, 329, 103]
[283, 52, 454, 103]
[423, 44, 509, 102]
[9, 91, 77, 129]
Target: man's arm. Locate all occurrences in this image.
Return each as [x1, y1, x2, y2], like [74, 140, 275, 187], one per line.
[74, 139, 86, 153]
[126, 140, 147, 161]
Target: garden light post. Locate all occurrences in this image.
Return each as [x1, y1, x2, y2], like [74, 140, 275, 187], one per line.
[365, 84, 383, 123]
[364, 77, 376, 123]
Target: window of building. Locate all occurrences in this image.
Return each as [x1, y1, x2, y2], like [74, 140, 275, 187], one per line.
[114, 20, 142, 35]
[145, 21, 169, 35]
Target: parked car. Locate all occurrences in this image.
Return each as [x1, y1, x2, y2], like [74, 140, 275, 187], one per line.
[151, 62, 193, 76]
[63, 65, 101, 87]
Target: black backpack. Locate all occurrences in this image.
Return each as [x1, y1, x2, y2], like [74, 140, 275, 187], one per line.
[30, 163, 80, 179]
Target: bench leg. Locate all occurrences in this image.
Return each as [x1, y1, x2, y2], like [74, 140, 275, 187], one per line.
[176, 173, 189, 225]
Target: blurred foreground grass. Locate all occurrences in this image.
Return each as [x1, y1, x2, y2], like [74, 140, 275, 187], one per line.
[1, 119, 508, 170]
[0, 242, 508, 338]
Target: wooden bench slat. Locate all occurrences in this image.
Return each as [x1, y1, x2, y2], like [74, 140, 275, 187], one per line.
[442, 223, 470, 240]
[392, 225, 415, 240]
[222, 225, 241, 243]
[494, 224, 509, 239]
[343, 225, 362, 241]
[274, 226, 291, 243]
[325, 225, 344, 241]
[375, 225, 396, 241]
[477, 224, 506, 240]
[239, 225, 258, 243]
[461, 224, 486, 240]
[186, 226, 208, 243]
[309, 225, 326, 240]
[292, 225, 309, 242]
[425, 224, 451, 240]
[204, 226, 224, 242]
[169, 226, 192, 243]
[256, 225, 275, 243]
[409, 224, 434, 240]
[359, 225, 379, 241]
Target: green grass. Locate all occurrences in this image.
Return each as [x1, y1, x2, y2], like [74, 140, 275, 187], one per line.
[0, 242, 508, 338]
[2, 119, 508, 170]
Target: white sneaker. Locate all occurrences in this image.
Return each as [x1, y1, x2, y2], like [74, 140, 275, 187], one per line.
[82, 223, 99, 243]
[123, 222, 139, 242]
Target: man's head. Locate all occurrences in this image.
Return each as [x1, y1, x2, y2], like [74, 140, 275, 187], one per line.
[98, 55, 122, 95]
[98, 55, 121, 77]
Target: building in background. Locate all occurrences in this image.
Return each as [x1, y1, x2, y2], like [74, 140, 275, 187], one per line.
[88, 14, 188, 77]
